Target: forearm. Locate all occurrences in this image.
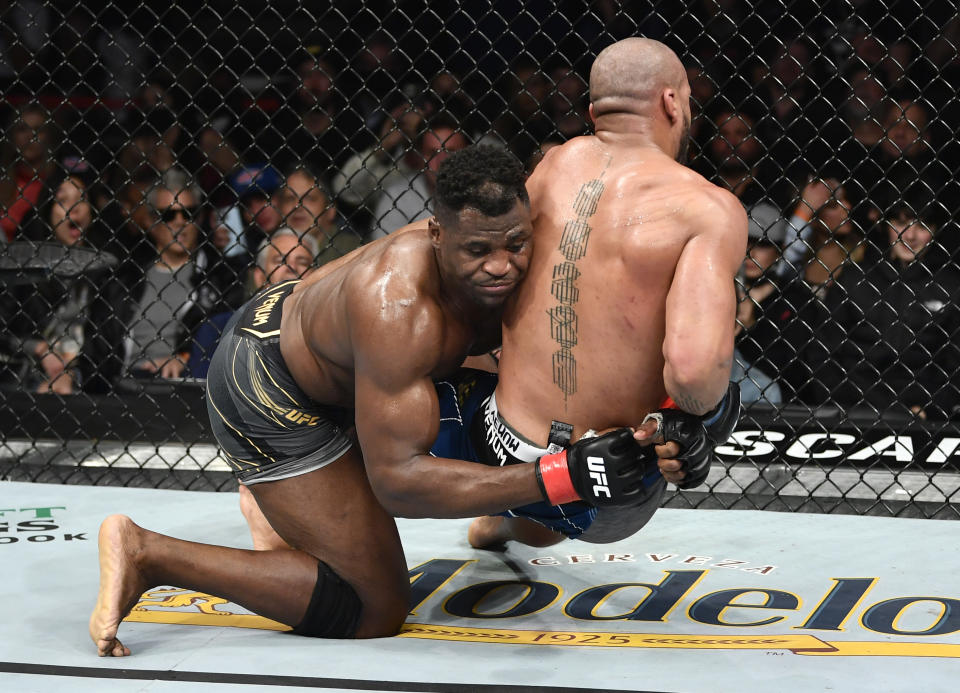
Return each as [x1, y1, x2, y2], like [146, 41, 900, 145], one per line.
[371, 454, 543, 519]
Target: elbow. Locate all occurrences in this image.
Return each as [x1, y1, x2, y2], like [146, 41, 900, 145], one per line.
[368, 471, 425, 519]
[664, 346, 732, 414]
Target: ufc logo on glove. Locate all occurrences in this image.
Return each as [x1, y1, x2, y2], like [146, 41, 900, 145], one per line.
[587, 457, 611, 498]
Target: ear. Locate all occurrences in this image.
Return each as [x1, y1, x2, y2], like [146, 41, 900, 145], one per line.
[588, 102, 597, 126]
[428, 216, 442, 248]
[251, 267, 267, 290]
[661, 87, 680, 126]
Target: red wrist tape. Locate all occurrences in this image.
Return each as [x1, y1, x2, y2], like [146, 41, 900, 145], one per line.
[536, 451, 581, 505]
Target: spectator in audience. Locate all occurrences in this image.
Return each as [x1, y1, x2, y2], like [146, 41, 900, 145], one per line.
[343, 31, 408, 130]
[0, 103, 56, 241]
[78, 168, 241, 391]
[781, 176, 866, 297]
[106, 171, 161, 261]
[264, 47, 368, 176]
[0, 163, 109, 393]
[195, 126, 241, 208]
[684, 62, 718, 163]
[750, 36, 835, 180]
[420, 70, 476, 125]
[207, 164, 283, 262]
[545, 64, 590, 139]
[370, 113, 469, 239]
[488, 58, 553, 164]
[331, 97, 425, 218]
[189, 229, 319, 378]
[698, 104, 781, 206]
[235, 167, 283, 241]
[822, 186, 960, 419]
[833, 66, 887, 153]
[735, 200, 830, 404]
[276, 166, 363, 265]
[111, 107, 179, 191]
[846, 96, 953, 224]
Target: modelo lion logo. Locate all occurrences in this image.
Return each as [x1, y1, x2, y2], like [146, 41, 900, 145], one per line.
[133, 588, 230, 615]
[123, 587, 290, 631]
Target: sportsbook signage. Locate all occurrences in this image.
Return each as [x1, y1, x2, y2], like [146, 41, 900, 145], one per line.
[0, 505, 87, 544]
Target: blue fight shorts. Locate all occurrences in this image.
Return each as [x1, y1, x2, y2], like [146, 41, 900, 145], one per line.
[430, 368, 666, 542]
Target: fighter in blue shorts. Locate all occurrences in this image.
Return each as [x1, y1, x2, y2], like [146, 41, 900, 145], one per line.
[431, 368, 668, 543]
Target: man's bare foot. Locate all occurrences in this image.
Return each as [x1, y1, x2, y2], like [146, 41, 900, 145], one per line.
[89, 514, 149, 657]
[468, 516, 508, 549]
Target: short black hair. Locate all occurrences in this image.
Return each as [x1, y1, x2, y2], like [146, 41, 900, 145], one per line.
[884, 182, 948, 229]
[434, 145, 529, 227]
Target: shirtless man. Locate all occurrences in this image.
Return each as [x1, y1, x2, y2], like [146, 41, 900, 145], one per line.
[432, 38, 748, 548]
[89, 146, 662, 656]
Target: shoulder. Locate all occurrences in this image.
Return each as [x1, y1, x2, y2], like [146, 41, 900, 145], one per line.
[345, 233, 445, 356]
[525, 137, 588, 193]
[685, 177, 747, 227]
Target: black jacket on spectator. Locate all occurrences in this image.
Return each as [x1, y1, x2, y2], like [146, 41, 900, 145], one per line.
[736, 277, 831, 404]
[820, 247, 960, 419]
[77, 248, 247, 393]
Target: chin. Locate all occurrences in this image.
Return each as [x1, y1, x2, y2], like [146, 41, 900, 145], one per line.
[472, 293, 510, 309]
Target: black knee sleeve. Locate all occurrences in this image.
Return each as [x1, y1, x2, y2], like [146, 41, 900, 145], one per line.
[290, 560, 362, 638]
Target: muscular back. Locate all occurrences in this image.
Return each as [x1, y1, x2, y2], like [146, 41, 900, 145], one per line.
[497, 137, 745, 443]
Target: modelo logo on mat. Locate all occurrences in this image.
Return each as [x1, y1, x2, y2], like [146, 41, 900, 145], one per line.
[125, 557, 960, 658]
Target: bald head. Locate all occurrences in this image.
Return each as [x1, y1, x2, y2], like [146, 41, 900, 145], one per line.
[590, 38, 686, 114]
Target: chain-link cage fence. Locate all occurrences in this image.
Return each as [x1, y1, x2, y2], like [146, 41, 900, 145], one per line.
[1, 1, 958, 517]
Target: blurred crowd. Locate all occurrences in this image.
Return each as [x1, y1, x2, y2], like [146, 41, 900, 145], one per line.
[1, 1, 959, 421]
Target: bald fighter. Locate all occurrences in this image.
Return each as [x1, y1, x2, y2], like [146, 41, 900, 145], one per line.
[433, 38, 748, 548]
[89, 146, 663, 656]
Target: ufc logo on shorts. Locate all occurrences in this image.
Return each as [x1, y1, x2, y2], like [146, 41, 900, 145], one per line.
[587, 456, 611, 498]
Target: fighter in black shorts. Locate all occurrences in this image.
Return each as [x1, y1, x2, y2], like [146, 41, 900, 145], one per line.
[207, 279, 354, 484]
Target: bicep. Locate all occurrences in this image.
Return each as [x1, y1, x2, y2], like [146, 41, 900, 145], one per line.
[348, 299, 443, 485]
[354, 367, 440, 480]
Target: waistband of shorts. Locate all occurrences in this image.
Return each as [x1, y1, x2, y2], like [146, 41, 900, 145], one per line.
[482, 392, 562, 463]
[236, 279, 300, 340]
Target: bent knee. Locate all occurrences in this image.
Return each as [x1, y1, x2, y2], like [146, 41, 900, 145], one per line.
[354, 597, 408, 639]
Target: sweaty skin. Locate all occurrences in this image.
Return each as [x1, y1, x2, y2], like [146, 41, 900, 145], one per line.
[90, 207, 542, 656]
[497, 140, 745, 439]
[279, 213, 542, 517]
[472, 38, 748, 548]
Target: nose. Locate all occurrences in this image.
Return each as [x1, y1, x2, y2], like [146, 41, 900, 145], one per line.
[901, 226, 920, 245]
[482, 250, 512, 279]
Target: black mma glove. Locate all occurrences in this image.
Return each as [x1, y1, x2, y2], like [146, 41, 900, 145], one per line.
[535, 428, 652, 507]
[647, 382, 741, 490]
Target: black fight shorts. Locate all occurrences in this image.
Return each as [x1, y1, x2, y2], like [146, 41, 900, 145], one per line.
[206, 280, 353, 485]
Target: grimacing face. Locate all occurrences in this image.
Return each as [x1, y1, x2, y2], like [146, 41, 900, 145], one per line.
[431, 200, 533, 308]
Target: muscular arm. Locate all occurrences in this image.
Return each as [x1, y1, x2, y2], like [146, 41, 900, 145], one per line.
[663, 188, 748, 414]
[350, 294, 542, 518]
